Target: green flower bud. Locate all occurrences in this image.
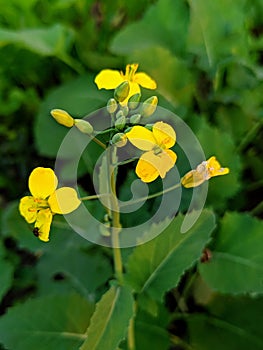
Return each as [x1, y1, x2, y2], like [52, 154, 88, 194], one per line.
[128, 93, 141, 109]
[111, 133, 127, 147]
[99, 222, 111, 237]
[140, 96, 158, 118]
[121, 105, 129, 117]
[115, 115, 126, 130]
[107, 98, 118, 114]
[129, 113, 141, 124]
[74, 119, 94, 134]
[51, 109, 74, 128]
[116, 110, 124, 119]
[114, 81, 130, 103]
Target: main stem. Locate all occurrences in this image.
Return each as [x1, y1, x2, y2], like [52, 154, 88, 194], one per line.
[108, 148, 123, 283]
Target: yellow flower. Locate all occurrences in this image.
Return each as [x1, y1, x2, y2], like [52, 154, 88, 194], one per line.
[19, 167, 81, 242]
[181, 156, 230, 188]
[126, 121, 177, 182]
[94, 63, 157, 104]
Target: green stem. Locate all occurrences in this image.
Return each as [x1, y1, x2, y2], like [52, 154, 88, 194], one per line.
[80, 193, 109, 201]
[120, 182, 181, 208]
[108, 149, 123, 283]
[127, 313, 136, 350]
[91, 135, 107, 149]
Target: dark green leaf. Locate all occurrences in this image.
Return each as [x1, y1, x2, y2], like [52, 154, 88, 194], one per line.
[199, 212, 263, 294]
[183, 294, 263, 350]
[0, 293, 95, 350]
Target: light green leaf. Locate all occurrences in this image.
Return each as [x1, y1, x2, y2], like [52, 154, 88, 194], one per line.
[0, 24, 74, 56]
[125, 210, 216, 301]
[199, 212, 263, 294]
[187, 0, 248, 68]
[194, 118, 242, 209]
[34, 74, 111, 180]
[110, 0, 189, 57]
[126, 46, 195, 106]
[80, 285, 134, 350]
[0, 294, 94, 350]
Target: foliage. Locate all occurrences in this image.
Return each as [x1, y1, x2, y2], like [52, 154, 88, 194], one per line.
[0, 0, 263, 349]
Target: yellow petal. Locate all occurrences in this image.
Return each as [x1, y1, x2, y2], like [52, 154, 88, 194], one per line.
[19, 196, 38, 223]
[136, 149, 176, 182]
[126, 126, 156, 151]
[136, 153, 159, 183]
[156, 150, 177, 178]
[48, 187, 81, 214]
[207, 156, 230, 177]
[134, 72, 157, 89]
[181, 169, 206, 188]
[94, 69, 124, 90]
[34, 209, 53, 242]
[29, 167, 58, 199]
[153, 122, 176, 149]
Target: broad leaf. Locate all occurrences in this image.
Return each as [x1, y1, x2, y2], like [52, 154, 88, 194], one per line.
[34, 74, 110, 160]
[1, 201, 92, 253]
[187, 0, 248, 68]
[182, 294, 263, 350]
[0, 294, 94, 350]
[36, 248, 112, 297]
[0, 24, 74, 56]
[110, 0, 189, 57]
[195, 119, 242, 210]
[80, 285, 134, 350]
[199, 212, 263, 294]
[125, 210, 215, 301]
[0, 242, 14, 302]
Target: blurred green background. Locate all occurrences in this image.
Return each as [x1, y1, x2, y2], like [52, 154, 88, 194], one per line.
[0, 0, 263, 349]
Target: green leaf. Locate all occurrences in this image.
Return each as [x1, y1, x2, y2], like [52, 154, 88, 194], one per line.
[125, 210, 216, 301]
[80, 285, 134, 350]
[183, 294, 263, 350]
[36, 248, 112, 297]
[34, 74, 110, 158]
[0, 293, 95, 350]
[0, 242, 14, 302]
[126, 46, 195, 106]
[187, 0, 249, 68]
[195, 118, 242, 210]
[135, 322, 170, 350]
[0, 24, 74, 56]
[110, 0, 189, 57]
[199, 212, 263, 294]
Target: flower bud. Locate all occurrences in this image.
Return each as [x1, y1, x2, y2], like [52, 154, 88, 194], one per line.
[129, 113, 141, 124]
[115, 115, 126, 130]
[74, 119, 94, 134]
[107, 98, 118, 114]
[122, 105, 129, 116]
[111, 133, 127, 147]
[128, 93, 141, 109]
[116, 110, 124, 119]
[114, 81, 130, 103]
[144, 123, 153, 131]
[99, 222, 111, 237]
[140, 96, 158, 118]
[50, 109, 74, 127]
